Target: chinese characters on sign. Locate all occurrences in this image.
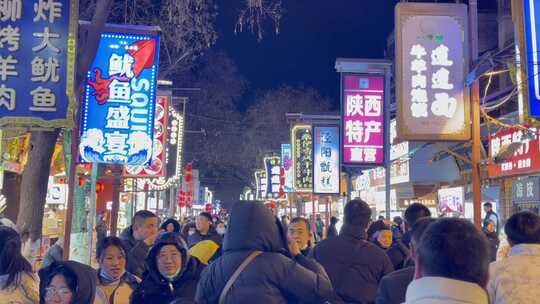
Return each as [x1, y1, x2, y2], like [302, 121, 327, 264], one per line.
[254, 170, 267, 200]
[292, 125, 313, 192]
[438, 186, 464, 214]
[513, 177, 540, 204]
[396, 3, 470, 140]
[342, 74, 385, 165]
[0, 0, 77, 127]
[488, 127, 540, 178]
[125, 95, 168, 177]
[281, 144, 294, 192]
[313, 126, 340, 194]
[264, 156, 281, 198]
[79, 30, 160, 165]
[523, 0, 540, 117]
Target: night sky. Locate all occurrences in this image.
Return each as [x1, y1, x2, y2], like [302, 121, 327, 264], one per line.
[215, 1, 397, 109]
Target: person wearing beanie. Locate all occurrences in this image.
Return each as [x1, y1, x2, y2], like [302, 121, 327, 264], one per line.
[311, 199, 394, 303]
[130, 232, 204, 303]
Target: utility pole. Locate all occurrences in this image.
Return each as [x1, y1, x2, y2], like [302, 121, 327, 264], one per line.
[470, 0, 483, 227]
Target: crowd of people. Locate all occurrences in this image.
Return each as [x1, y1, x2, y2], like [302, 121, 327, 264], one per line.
[0, 199, 539, 304]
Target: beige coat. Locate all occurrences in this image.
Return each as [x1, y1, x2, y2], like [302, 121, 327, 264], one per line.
[0, 272, 40, 304]
[405, 276, 489, 304]
[488, 244, 540, 304]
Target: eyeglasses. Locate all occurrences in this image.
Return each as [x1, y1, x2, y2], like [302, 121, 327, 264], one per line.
[45, 287, 72, 298]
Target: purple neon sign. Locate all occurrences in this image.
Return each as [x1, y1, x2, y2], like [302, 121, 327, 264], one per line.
[342, 74, 385, 165]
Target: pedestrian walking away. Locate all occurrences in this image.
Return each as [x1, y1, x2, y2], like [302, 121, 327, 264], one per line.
[195, 201, 343, 304]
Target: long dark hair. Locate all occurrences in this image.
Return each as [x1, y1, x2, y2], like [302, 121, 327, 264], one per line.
[0, 226, 33, 289]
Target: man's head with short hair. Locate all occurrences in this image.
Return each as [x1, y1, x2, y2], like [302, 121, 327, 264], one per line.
[132, 210, 158, 241]
[410, 217, 437, 258]
[416, 218, 490, 286]
[505, 211, 540, 246]
[404, 203, 431, 230]
[343, 199, 372, 229]
[196, 212, 213, 235]
[483, 202, 493, 213]
[288, 217, 311, 250]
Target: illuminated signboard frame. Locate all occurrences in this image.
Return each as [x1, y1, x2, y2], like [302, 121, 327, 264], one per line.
[79, 25, 161, 165]
[341, 73, 386, 166]
[0, 0, 78, 128]
[395, 3, 470, 141]
[313, 125, 340, 194]
[291, 124, 313, 192]
[281, 144, 294, 193]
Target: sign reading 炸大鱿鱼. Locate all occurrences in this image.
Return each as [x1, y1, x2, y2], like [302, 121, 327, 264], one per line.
[0, 0, 78, 128]
[342, 74, 385, 166]
[396, 3, 470, 141]
[79, 28, 160, 165]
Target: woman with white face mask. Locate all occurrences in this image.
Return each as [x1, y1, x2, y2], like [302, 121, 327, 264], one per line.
[95, 237, 140, 304]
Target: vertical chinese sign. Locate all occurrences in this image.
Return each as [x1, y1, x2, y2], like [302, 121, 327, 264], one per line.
[523, 0, 540, 118]
[396, 3, 470, 141]
[292, 125, 313, 192]
[264, 156, 281, 198]
[254, 170, 266, 200]
[313, 126, 340, 194]
[281, 144, 294, 192]
[0, 0, 78, 127]
[79, 29, 160, 165]
[124, 95, 168, 177]
[342, 74, 385, 166]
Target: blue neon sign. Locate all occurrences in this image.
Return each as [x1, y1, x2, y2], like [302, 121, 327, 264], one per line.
[79, 30, 160, 164]
[524, 0, 540, 117]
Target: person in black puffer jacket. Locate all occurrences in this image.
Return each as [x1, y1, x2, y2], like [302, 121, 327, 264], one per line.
[130, 232, 204, 304]
[195, 201, 343, 304]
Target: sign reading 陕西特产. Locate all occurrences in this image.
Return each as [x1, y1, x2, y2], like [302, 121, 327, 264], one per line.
[79, 29, 160, 165]
[342, 74, 385, 166]
[0, 0, 78, 128]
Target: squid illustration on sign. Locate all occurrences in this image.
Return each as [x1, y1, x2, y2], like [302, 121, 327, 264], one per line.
[87, 39, 157, 104]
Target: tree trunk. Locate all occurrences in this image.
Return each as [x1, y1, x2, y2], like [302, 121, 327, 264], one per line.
[3, 172, 21, 222]
[17, 130, 59, 239]
[16, 130, 59, 263]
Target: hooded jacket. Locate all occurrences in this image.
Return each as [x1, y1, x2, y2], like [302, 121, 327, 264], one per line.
[38, 260, 99, 304]
[130, 232, 204, 304]
[119, 226, 151, 278]
[311, 223, 394, 304]
[195, 202, 343, 304]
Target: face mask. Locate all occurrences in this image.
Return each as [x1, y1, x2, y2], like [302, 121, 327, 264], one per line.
[217, 227, 226, 235]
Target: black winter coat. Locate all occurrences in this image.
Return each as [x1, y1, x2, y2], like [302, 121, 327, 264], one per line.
[130, 234, 204, 304]
[375, 266, 414, 304]
[119, 226, 152, 278]
[195, 202, 343, 304]
[311, 224, 394, 304]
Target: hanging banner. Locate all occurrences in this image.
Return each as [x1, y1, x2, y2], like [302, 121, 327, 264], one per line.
[0, 0, 78, 128]
[124, 95, 168, 177]
[264, 156, 281, 198]
[292, 125, 313, 192]
[281, 144, 294, 192]
[523, 0, 540, 118]
[313, 126, 340, 194]
[396, 3, 470, 141]
[342, 74, 385, 166]
[79, 26, 160, 165]
[488, 127, 540, 178]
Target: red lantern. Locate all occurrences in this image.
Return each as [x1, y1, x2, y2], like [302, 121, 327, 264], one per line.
[78, 176, 85, 187]
[178, 191, 185, 208]
[96, 182, 104, 193]
[185, 163, 193, 183]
